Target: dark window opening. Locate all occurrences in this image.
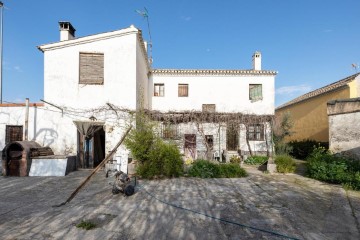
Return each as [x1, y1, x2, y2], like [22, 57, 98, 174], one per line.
[247, 124, 265, 141]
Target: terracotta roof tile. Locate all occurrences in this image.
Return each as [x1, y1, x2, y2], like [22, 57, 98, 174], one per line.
[276, 73, 360, 110]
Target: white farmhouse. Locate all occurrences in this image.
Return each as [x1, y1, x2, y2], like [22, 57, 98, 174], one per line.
[0, 22, 276, 175]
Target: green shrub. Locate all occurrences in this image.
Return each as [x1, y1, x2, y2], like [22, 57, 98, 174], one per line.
[275, 154, 296, 173]
[289, 139, 328, 160]
[307, 147, 360, 190]
[188, 160, 247, 178]
[230, 155, 241, 164]
[275, 142, 293, 155]
[244, 155, 268, 165]
[76, 220, 96, 230]
[136, 139, 183, 179]
[218, 164, 248, 178]
[188, 160, 220, 178]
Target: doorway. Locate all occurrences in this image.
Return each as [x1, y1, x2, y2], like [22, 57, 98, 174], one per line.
[226, 123, 239, 151]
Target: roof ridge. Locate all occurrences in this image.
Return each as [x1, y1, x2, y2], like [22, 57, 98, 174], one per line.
[276, 72, 360, 110]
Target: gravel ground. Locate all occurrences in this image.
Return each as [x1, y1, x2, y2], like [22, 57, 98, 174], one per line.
[0, 163, 360, 240]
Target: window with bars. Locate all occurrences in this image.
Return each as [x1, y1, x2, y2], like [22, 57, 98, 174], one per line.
[79, 52, 104, 84]
[205, 135, 214, 149]
[249, 84, 262, 101]
[154, 83, 165, 97]
[178, 84, 189, 97]
[5, 125, 23, 145]
[247, 124, 264, 141]
[202, 104, 216, 112]
[161, 123, 179, 139]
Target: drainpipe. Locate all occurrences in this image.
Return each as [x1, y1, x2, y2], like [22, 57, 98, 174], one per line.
[24, 98, 29, 140]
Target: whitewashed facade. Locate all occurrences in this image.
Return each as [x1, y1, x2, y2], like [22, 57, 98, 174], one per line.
[0, 22, 276, 168]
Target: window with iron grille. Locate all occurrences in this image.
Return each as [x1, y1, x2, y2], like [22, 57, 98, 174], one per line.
[79, 52, 104, 84]
[161, 124, 178, 139]
[205, 135, 214, 149]
[5, 125, 23, 145]
[202, 104, 216, 112]
[249, 84, 262, 101]
[154, 83, 165, 97]
[247, 124, 264, 141]
[178, 84, 189, 97]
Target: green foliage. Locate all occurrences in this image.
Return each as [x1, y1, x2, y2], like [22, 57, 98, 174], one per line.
[275, 142, 293, 155]
[275, 154, 296, 173]
[307, 147, 360, 190]
[230, 155, 241, 164]
[188, 160, 220, 178]
[136, 139, 183, 179]
[273, 111, 293, 143]
[244, 155, 268, 165]
[188, 160, 247, 178]
[289, 139, 328, 160]
[124, 114, 157, 164]
[218, 164, 248, 178]
[76, 220, 96, 230]
[125, 113, 183, 179]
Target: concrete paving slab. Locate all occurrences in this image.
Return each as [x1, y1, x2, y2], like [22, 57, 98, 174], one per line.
[0, 166, 359, 239]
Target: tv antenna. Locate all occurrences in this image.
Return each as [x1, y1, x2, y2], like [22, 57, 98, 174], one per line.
[136, 7, 153, 66]
[352, 63, 359, 73]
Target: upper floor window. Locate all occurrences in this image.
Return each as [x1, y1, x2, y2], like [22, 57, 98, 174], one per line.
[178, 84, 189, 97]
[79, 52, 104, 85]
[249, 84, 262, 101]
[247, 124, 264, 141]
[154, 83, 165, 97]
[202, 104, 216, 113]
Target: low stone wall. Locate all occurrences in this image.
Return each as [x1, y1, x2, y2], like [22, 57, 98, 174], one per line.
[327, 98, 360, 160]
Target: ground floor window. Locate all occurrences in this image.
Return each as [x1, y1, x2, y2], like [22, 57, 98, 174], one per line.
[247, 124, 264, 141]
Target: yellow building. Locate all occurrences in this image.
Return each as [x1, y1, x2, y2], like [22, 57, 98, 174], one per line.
[275, 73, 360, 142]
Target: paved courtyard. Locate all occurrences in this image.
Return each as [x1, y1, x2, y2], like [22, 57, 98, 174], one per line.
[0, 163, 360, 240]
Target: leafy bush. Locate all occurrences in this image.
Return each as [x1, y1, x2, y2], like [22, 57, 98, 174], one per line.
[230, 155, 241, 164]
[136, 140, 183, 179]
[244, 155, 268, 165]
[275, 142, 293, 155]
[218, 164, 248, 178]
[76, 220, 96, 230]
[188, 160, 247, 178]
[188, 160, 220, 178]
[275, 154, 296, 173]
[289, 139, 328, 160]
[125, 114, 183, 179]
[307, 147, 360, 190]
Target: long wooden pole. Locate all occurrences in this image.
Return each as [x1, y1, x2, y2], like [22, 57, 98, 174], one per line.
[54, 125, 132, 207]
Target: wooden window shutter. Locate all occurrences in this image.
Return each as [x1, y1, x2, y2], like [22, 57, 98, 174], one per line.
[79, 52, 104, 84]
[178, 84, 189, 97]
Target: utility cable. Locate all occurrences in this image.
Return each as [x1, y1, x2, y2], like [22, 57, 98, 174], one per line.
[138, 184, 301, 240]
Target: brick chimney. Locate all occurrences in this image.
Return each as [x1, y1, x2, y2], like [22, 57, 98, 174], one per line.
[59, 21, 76, 41]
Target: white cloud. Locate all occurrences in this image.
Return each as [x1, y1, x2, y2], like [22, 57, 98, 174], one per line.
[181, 16, 192, 21]
[14, 66, 23, 72]
[276, 84, 312, 95]
[322, 29, 333, 33]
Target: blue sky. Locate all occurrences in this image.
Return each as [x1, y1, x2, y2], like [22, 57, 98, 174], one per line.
[1, 0, 359, 106]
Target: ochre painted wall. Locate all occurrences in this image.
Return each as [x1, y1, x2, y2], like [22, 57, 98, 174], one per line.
[276, 87, 350, 142]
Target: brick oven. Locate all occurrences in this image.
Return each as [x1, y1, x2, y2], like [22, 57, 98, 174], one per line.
[1, 141, 54, 176]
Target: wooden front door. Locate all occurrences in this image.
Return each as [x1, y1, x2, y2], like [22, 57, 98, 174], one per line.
[226, 123, 239, 151]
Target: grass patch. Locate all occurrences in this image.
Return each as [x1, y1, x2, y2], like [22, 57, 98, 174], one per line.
[76, 220, 97, 230]
[275, 154, 296, 173]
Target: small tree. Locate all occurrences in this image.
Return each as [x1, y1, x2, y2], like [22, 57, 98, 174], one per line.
[273, 111, 294, 155]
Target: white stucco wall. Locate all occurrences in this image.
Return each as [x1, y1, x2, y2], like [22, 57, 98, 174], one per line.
[136, 38, 150, 109]
[150, 74, 275, 114]
[329, 111, 360, 160]
[42, 30, 138, 110]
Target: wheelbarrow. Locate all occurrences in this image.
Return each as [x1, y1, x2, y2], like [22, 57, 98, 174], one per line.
[106, 170, 136, 196]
